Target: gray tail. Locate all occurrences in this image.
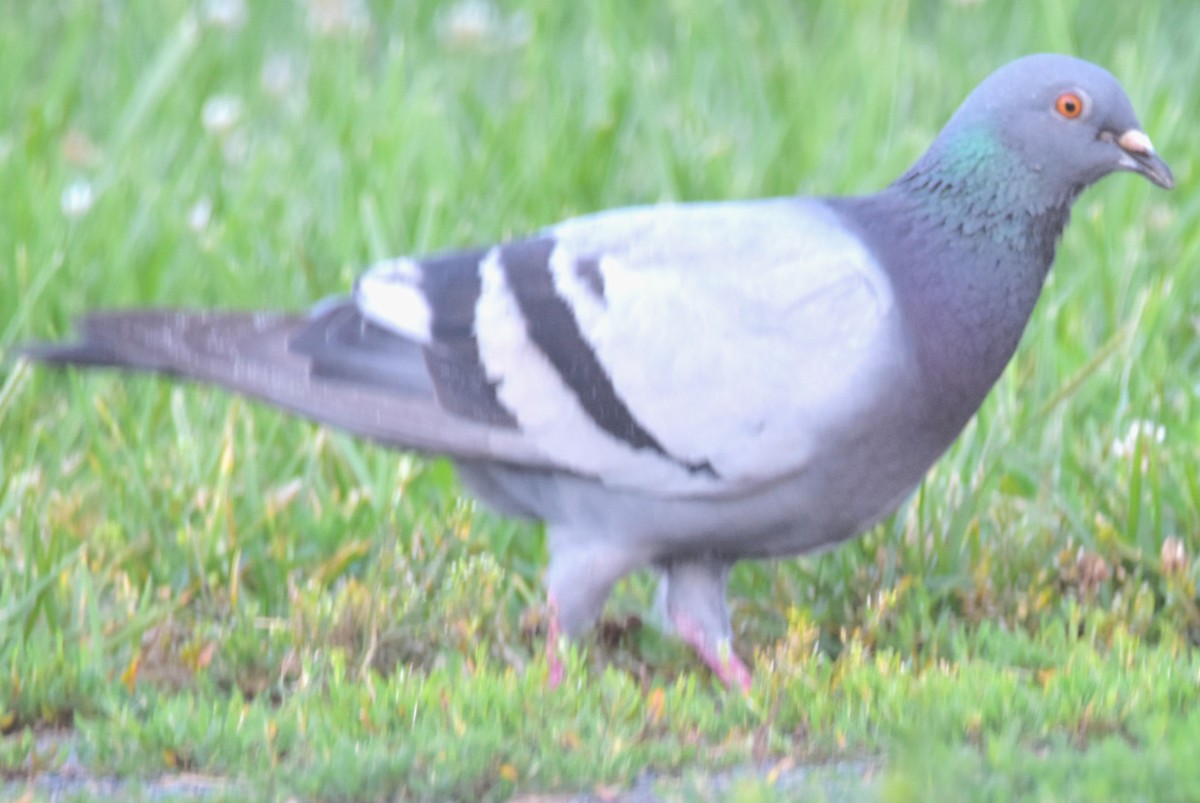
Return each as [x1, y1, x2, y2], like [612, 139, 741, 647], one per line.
[21, 310, 303, 376]
[20, 306, 548, 467]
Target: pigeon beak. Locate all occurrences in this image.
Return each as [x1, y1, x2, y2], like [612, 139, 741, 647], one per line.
[1115, 129, 1175, 189]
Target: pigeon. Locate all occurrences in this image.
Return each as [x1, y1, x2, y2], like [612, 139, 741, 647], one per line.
[22, 54, 1173, 690]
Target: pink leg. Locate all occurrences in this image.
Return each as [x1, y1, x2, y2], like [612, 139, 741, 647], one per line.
[671, 609, 753, 692]
[546, 593, 565, 689]
[541, 537, 643, 689]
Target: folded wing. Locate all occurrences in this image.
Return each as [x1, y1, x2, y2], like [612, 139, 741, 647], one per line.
[357, 197, 900, 496]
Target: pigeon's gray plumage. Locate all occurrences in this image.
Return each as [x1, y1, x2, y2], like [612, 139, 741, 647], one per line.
[23, 54, 1173, 689]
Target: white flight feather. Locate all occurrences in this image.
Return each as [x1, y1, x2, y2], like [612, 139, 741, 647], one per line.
[355, 257, 431, 342]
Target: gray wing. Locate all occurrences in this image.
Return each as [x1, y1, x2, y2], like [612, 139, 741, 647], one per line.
[358, 197, 902, 496]
[25, 197, 899, 496]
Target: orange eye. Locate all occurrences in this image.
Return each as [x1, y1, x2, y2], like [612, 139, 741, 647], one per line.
[1055, 92, 1084, 118]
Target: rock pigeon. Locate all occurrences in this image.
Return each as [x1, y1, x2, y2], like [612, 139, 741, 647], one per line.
[22, 54, 1173, 690]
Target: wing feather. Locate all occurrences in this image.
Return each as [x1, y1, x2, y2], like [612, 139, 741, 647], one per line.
[356, 197, 904, 496]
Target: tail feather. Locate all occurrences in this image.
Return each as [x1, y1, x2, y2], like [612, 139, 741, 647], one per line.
[20, 306, 550, 467]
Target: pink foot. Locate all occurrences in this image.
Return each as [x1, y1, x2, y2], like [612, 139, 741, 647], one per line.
[672, 611, 753, 692]
[546, 595, 564, 689]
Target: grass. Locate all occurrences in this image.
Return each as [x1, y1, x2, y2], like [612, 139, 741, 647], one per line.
[1, 0, 1198, 799]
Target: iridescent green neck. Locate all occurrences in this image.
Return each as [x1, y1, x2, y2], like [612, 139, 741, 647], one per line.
[921, 126, 1010, 186]
[893, 123, 1075, 252]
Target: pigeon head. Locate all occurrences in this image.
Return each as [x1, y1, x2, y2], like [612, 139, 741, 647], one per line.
[907, 54, 1173, 211]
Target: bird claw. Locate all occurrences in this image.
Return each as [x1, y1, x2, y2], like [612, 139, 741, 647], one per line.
[711, 648, 753, 693]
[542, 593, 752, 692]
[671, 610, 753, 692]
[545, 596, 565, 689]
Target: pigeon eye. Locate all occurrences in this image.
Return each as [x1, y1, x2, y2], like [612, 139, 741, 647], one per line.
[1055, 92, 1084, 119]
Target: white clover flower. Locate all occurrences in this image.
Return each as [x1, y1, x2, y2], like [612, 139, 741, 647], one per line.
[203, 0, 247, 30]
[1161, 536, 1188, 576]
[436, 0, 530, 50]
[1112, 418, 1166, 469]
[188, 196, 213, 232]
[261, 53, 302, 98]
[202, 94, 242, 136]
[61, 179, 95, 218]
[306, 0, 369, 36]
